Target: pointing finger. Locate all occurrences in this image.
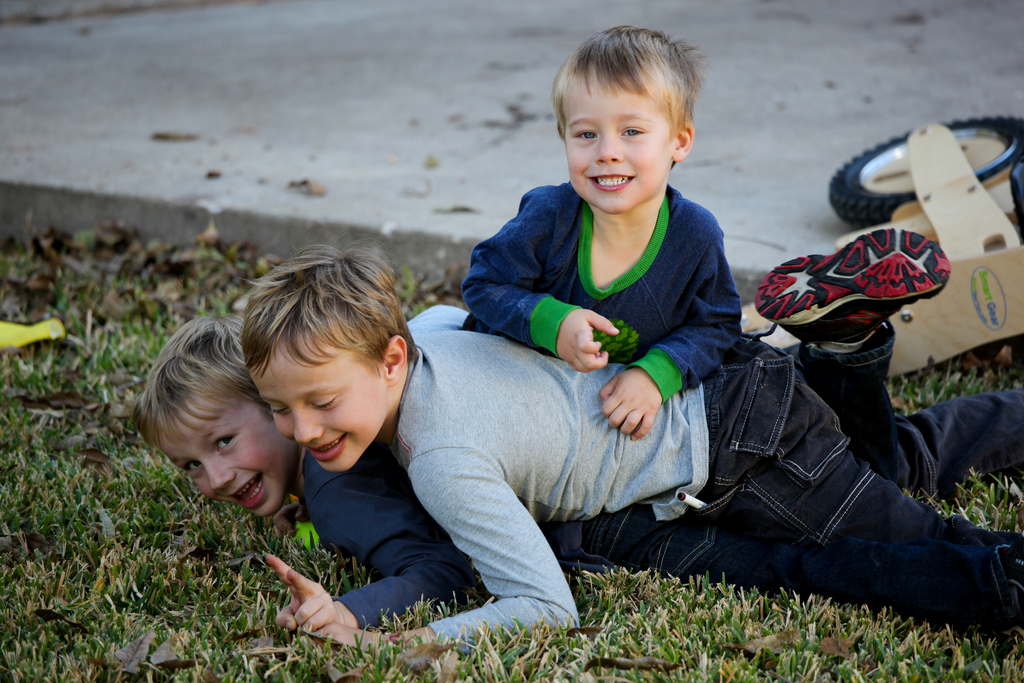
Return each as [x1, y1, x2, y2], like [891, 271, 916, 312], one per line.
[267, 554, 326, 600]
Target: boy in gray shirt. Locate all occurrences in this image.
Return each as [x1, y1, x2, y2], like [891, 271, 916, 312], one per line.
[240, 244, 1024, 646]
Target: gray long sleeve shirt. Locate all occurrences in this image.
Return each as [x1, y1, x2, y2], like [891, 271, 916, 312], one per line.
[391, 330, 710, 640]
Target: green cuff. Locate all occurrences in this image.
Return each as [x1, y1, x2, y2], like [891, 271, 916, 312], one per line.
[529, 297, 580, 356]
[629, 349, 683, 403]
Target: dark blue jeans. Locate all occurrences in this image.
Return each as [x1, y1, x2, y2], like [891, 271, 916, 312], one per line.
[580, 505, 1019, 629]
[693, 335, 1019, 547]
[801, 323, 1024, 498]
[580, 329, 1024, 628]
[798, 323, 900, 482]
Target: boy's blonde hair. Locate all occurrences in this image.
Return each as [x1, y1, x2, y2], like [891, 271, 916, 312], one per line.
[132, 316, 267, 449]
[241, 245, 415, 376]
[551, 25, 706, 140]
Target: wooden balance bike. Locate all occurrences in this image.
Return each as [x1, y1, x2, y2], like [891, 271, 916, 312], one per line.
[745, 118, 1024, 376]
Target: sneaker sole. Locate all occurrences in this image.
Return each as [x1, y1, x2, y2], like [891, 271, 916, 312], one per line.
[755, 229, 951, 331]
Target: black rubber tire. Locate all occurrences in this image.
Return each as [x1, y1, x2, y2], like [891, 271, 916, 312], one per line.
[1012, 155, 1024, 230]
[829, 116, 1024, 228]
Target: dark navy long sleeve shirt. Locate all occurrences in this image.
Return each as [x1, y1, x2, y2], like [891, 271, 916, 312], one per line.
[462, 183, 741, 397]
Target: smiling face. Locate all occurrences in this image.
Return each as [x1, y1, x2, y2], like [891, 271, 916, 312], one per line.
[562, 80, 693, 230]
[159, 398, 303, 518]
[251, 336, 407, 473]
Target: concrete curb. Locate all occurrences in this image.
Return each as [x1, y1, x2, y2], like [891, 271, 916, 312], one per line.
[0, 180, 481, 286]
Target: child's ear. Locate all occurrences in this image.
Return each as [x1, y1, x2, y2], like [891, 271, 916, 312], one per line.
[672, 125, 695, 164]
[381, 335, 408, 386]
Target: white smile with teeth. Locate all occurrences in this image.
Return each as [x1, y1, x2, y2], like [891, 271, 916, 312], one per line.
[311, 435, 342, 452]
[595, 176, 630, 187]
[236, 475, 263, 501]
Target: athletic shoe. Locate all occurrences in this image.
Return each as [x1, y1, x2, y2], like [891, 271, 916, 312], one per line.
[754, 229, 951, 344]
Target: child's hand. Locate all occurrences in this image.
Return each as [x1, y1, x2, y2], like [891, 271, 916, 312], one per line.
[272, 503, 310, 538]
[599, 367, 662, 440]
[556, 309, 619, 372]
[266, 554, 360, 635]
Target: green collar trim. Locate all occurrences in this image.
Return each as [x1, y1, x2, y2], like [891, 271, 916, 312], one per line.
[578, 194, 670, 300]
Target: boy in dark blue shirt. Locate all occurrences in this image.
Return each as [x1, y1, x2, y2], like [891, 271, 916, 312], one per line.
[462, 26, 740, 440]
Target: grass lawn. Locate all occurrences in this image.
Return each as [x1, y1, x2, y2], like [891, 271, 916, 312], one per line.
[3, 224, 1024, 682]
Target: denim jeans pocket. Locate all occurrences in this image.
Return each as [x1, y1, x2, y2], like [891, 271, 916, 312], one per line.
[772, 437, 847, 489]
[729, 355, 795, 457]
[769, 381, 850, 490]
[699, 353, 798, 512]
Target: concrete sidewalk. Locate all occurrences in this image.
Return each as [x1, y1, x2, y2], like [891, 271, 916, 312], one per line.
[1, 0, 1022, 298]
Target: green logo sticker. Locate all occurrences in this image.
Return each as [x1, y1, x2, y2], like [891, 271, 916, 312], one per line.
[593, 319, 640, 363]
[970, 266, 1006, 331]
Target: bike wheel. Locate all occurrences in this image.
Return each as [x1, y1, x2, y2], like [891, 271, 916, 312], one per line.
[829, 117, 1024, 227]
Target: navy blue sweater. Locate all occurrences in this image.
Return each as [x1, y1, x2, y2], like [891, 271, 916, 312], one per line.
[462, 183, 741, 397]
[302, 442, 475, 628]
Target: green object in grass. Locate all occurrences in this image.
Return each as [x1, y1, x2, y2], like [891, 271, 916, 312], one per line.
[295, 521, 319, 550]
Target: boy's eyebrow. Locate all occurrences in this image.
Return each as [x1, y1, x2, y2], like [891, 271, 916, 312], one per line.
[567, 111, 659, 128]
[174, 412, 231, 444]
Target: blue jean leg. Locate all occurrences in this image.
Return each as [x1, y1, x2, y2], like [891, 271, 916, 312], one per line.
[709, 372, 1020, 547]
[798, 323, 1024, 497]
[704, 341, 1020, 548]
[581, 505, 1020, 629]
[798, 323, 899, 482]
[895, 388, 1024, 497]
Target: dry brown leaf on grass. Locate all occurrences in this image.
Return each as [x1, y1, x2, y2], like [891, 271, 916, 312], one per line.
[222, 551, 262, 567]
[398, 642, 458, 672]
[224, 629, 263, 643]
[437, 650, 460, 682]
[155, 278, 185, 303]
[196, 221, 221, 248]
[114, 629, 156, 673]
[566, 625, 603, 639]
[106, 401, 134, 419]
[287, 179, 327, 196]
[1010, 481, 1024, 504]
[150, 639, 199, 670]
[3, 536, 25, 559]
[302, 630, 343, 651]
[24, 272, 55, 291]
[723, 628, 800, 655]
[241, 635, 294, 659]
[77, 448, 111, 476]
[17, 390, 96, 410]
[583, 656, 682, 673]
[2, 532, 56, 561]
[34, 608, 87, 633]
[98, 288, 126, 320]
[820, 635, 853, 659]
[247, 635, 274, 649]
[177, 547, 219, 565]
[327, 663, 366, 682]
[25, 531, 54, 554]
[962, 351, 983, 370]
[994, 344, 1013, 368]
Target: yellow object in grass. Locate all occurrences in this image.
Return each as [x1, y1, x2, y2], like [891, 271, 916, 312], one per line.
[295, 521, 319, 550]
[0, 319, 66, 349]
